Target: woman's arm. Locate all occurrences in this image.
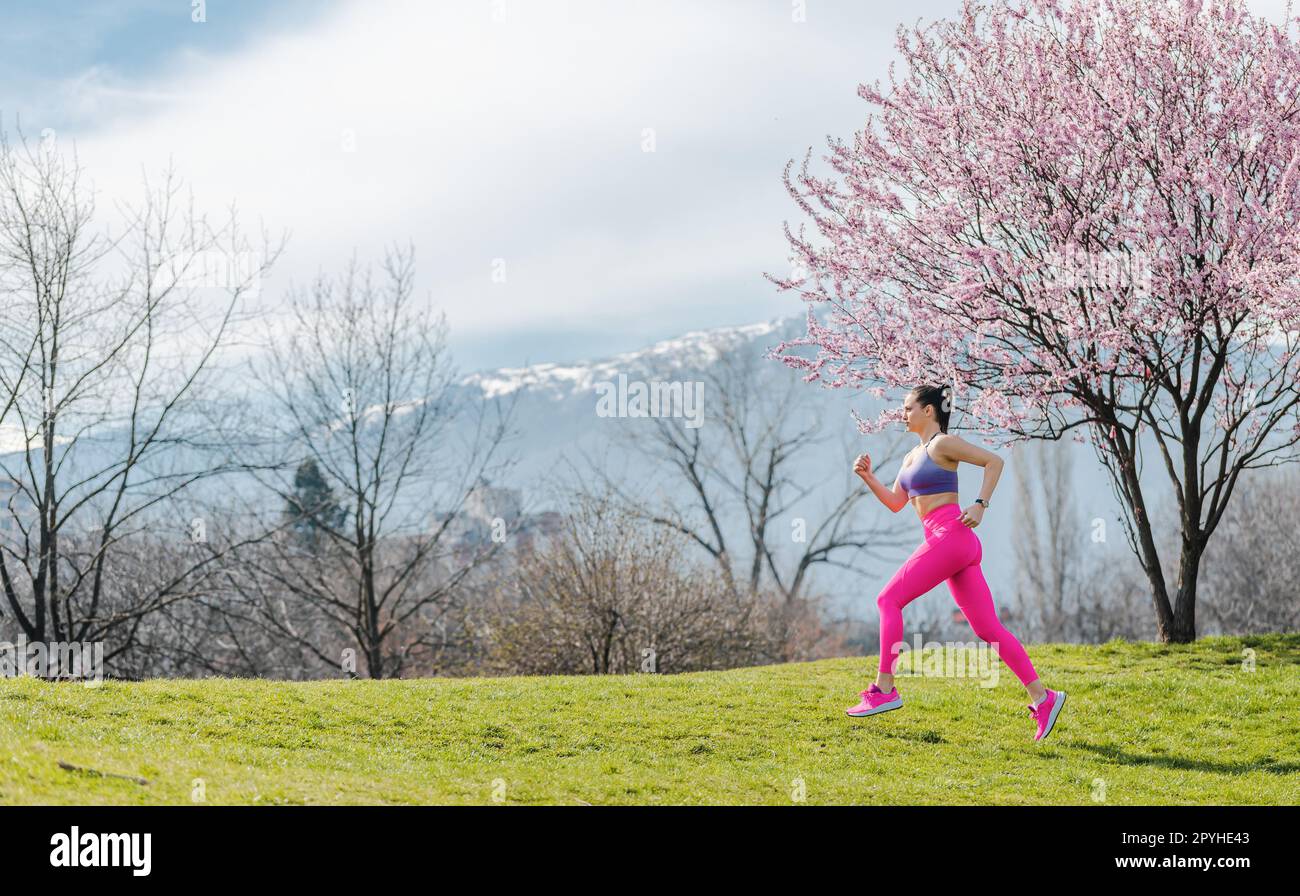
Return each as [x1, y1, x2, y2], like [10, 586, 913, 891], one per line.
[855, 453, 909, 512]
[938, 435, 1004, 505]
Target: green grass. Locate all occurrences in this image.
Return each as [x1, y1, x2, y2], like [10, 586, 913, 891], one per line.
[2, 634, 1297, 805]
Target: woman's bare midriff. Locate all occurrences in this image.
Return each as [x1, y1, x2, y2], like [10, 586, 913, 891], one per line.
[910, 491, 959, 521]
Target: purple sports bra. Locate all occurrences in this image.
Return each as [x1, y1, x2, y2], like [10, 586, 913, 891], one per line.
[898, 434, 958, 497]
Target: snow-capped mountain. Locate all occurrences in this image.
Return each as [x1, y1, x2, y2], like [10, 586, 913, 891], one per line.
[449, 315, 834, 494]
[463, 318, 798, 401]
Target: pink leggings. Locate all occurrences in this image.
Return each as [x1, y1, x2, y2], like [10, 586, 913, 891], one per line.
[876, 502, 1039, 687]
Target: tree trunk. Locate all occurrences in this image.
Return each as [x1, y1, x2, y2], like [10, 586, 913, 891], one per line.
[1167, 539, 1201, 643]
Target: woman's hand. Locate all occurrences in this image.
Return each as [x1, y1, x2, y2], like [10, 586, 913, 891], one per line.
[959, 504, 985, 528]
[853, 453, 872, 483]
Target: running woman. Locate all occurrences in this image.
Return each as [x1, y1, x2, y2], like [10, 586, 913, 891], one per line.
[845, 384, 1066, 741]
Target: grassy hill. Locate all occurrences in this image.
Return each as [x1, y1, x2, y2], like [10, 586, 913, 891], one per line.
[1, 634, 1296, 805]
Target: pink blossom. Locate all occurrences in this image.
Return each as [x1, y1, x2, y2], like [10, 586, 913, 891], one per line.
[764, 0, 1300, 450]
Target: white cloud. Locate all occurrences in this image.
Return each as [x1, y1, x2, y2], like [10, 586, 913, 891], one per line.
[45, 0, 1294, 369]
[55, 0, 886, 366]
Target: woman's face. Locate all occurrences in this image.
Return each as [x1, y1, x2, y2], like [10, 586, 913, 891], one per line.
[903, 395, 928, 433]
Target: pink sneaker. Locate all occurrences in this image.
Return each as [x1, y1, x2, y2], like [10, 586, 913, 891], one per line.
[846, 683, 903, 718]
[1028, 689, 1066, 741]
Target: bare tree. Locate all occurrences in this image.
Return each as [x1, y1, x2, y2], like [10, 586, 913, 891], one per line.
[0, 125, 283, 670]
[226, 243, 519, 679]
[590, 345, 911, 608]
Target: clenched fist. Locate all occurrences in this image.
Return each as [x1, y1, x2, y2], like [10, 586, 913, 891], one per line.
[853, 453, 872, 482]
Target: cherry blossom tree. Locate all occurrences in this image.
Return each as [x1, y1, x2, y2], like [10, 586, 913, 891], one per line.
[765, 0, 1300, 643]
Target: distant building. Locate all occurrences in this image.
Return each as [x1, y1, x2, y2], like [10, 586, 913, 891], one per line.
[432, 482, 562, 562]
[464, 482, 521, 526]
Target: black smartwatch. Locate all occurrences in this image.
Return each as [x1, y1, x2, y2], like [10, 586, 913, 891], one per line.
[974, 498, 989, 508]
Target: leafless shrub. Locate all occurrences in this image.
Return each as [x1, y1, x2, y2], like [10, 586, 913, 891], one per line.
[473, 488, 786, 675]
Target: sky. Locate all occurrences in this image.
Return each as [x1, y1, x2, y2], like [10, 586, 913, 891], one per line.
[2, 0, 1297, 375]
